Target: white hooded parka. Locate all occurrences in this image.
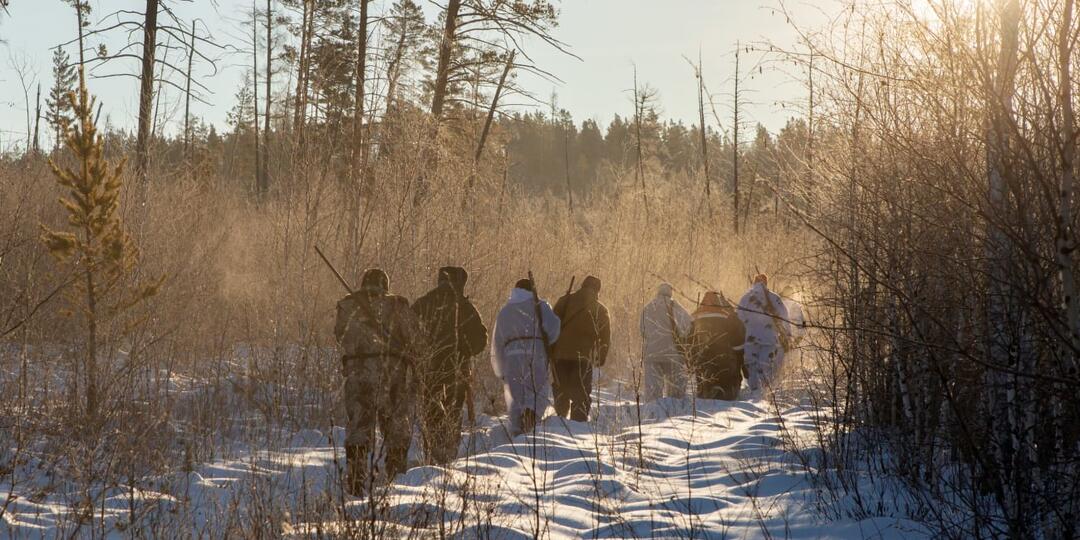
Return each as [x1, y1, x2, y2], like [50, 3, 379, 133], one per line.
[737, 283, 790, 390]
[490, 287, 562, 435]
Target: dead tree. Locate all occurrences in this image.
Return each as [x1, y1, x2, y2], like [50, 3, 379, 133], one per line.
[473, 50, 515, 166]
[260, 0, 272, 193]
[415, 0, 570, 204]
[252, 0, 262, 195]
[697, 53, 711, 204]
[564, 121, 573, 215]
[414, 0, 462, 203]
[135, 0, 159, 183]
[351, 0, 370, 184]
[183, 19, 195, 171]
[633, 66, 651, 218]
[732, 42, 742, 235]
[293, 0, 313, 152]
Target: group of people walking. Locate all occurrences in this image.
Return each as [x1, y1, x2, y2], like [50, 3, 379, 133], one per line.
[332, 267, 803, 495]
[640, 274, 805, 404]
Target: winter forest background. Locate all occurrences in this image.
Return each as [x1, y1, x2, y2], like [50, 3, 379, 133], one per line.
[2, 0, 1080, 538]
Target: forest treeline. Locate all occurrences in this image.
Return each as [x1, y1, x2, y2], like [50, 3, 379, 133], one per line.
[10, 0, 811, 224]
[80, 108, 810, 209]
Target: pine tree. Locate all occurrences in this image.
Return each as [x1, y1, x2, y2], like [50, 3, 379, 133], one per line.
[41, 71, 161, 419]
[46, 48, 77, 153]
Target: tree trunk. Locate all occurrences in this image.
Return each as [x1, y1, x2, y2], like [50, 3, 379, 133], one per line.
[564, 125, 573, 215]
[83, 252, 98, 419]
[807, 49, 814, 195]
[135, 0, 159, 183]
[430, 0, 461, 130]
[32, 84, 41, 154]
[474, 50, 515, 165]
[415, 0, 461, 203]
[1055, 0, 1078, 370]
[261, 0, 272, 193]
[984, 0, 1022, 529]
[697, 53, 710, 204]
[252, 0, 261, 194]
[384, 16, 409, 115]
[184, 20, 195, 172]
[294, 0, 312, 152]
[352, 0, 369, 183]
[633, 67, 649, 217]
[733, 43, 740, 235]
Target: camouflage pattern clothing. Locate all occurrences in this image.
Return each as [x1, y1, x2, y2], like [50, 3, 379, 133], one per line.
[334, 272, 426, 494]
[736, 281, 790, 392]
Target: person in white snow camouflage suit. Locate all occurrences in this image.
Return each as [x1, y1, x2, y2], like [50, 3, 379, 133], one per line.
[640, 283, 693, 401]
[736, 274, 790, 391]
[335, 269, 426, 496]
[490, 278, 561, 436]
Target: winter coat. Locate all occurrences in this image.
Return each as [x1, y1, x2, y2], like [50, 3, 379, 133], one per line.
[690, 309, 746, 385]
[551, 287, 611, 366]
[412, 283, 488, 387]
[782, 297, 806, 343]
[737, 283, 790, 348]
[335, 290, 426, 363]
[491, 288, 561, 432]
[640, 285, 692, 364]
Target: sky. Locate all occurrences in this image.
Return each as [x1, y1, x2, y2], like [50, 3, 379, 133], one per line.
[0, 0, 834, 152]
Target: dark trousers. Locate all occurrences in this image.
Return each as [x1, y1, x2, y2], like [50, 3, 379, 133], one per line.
[422, 381, 467, 465]
[696, 376, 741, 401]
[552, 359, 592, 422]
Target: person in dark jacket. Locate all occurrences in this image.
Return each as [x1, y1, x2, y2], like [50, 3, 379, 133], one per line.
[334, 269, 426, 495]
[551, 275, 611, 421]
[689, 291, 746, 400]
[412, 266, 488, 465]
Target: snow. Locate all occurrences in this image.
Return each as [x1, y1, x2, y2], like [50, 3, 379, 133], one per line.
[1, 383, 929, 539]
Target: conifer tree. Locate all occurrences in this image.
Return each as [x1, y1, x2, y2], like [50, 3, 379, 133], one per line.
[40, 70, 161, 419]
[46, 48, 77, 153]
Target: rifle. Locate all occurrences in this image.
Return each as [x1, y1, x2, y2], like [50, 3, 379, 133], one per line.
[315, 245, 354, 293]
[316, 245, 416, 370]
[527, 270, 554, 357]
[566, 276, 576, 298]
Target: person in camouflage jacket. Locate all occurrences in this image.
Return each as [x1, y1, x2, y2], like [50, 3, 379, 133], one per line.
[334, 268, 426, 495]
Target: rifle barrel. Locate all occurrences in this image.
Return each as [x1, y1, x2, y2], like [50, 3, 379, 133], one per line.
[315, 245, 354, 294]
[527, 270, 553, 356]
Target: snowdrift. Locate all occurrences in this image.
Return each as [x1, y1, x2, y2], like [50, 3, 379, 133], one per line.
[2, 386, 927, 539]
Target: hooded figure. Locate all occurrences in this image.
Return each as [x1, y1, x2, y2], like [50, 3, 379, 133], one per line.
[412, 266, 488, 465]
[736, 274, 790, 391]
[334, 269, 426, 495]
[690, 291, 746, 400]
[490, 279, 561, 436]
[551, 275, 611, 421]
[640, 283, 693, 401]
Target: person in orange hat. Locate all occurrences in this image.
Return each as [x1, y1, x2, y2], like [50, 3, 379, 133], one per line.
[689, 291, 747, 400]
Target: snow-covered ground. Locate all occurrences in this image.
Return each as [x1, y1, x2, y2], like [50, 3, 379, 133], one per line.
[2, 382, 928, 539]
